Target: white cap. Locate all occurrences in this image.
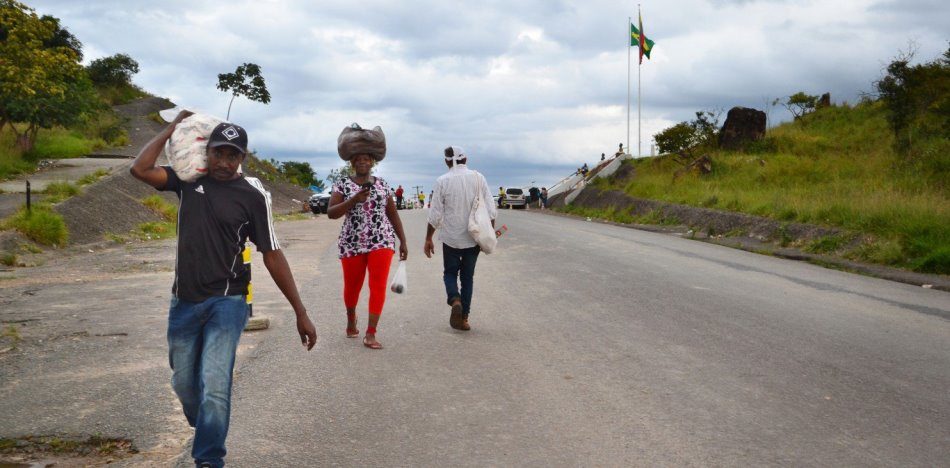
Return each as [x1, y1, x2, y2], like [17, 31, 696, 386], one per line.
[444, 146, 466, 162]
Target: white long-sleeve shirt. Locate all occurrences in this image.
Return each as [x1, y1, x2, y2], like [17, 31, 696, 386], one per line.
[427, 164, 497, 249]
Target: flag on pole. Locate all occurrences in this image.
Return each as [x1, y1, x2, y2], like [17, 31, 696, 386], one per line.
[630, 13, 654, 64]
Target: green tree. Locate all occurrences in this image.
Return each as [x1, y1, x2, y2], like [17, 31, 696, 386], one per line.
[277, 160, 317, 188]
[86, 53, 139, 87]
[0, 1, 94, 151]
[216, 63, 271, 120]
[783, 91, 819, 121]
[875, 44, 950, 187]
[326, 164, 354, 185]
[653, 110, 720, 165]
[654, 122, 694, 156]
[39, 14, 82, 61]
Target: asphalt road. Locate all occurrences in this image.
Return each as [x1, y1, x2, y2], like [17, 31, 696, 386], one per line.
[214, 209, 950, 467]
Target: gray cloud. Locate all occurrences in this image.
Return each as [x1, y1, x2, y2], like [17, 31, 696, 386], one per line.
[28, 0, 948, 192]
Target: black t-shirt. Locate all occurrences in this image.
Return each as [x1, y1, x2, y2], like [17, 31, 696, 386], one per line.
[158, 167, 279, 302]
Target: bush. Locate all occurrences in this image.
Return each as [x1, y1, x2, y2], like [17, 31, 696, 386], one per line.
[80, 109, 130, 144]
[6, 207, 68, 246]
[41, 181, 80, 203]
[914, 247, 950, 275]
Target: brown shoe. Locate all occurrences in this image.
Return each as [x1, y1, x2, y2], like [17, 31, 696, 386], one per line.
[449, 301, 464, 330]
[459, 317, 471, 331]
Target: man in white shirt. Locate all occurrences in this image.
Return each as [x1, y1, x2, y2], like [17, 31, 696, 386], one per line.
[424, 146, 497, 331]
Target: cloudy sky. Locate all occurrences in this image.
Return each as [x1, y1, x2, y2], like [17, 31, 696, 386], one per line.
[29, 0, 950, 192]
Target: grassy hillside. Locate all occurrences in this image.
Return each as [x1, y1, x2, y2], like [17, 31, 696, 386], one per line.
[588, 101, 949, 274]
[0, 82, 142, 180]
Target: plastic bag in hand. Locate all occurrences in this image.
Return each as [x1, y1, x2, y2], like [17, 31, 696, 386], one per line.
[389, 260, 407, 294]
[164, 114, 224, 182]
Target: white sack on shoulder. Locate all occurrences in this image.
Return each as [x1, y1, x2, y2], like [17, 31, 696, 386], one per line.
[164, 113, 223, 182]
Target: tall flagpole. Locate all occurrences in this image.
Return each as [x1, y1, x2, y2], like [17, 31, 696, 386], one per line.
[638, 4, 642, 157]
[626, 16, 631, 156]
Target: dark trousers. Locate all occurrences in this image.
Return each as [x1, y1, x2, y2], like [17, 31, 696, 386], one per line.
[442, 244, 480, 316]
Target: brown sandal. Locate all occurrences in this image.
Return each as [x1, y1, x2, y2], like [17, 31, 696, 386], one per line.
[363, 336, 383, 349]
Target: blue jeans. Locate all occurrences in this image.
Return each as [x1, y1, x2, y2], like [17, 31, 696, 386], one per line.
[167, 295, 249, 468]
[442, 244, 480, 316]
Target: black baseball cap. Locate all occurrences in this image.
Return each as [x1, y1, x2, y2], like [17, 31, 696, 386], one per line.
[208, 122, 248, 154]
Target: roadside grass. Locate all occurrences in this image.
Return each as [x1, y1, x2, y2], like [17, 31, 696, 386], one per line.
[612, 101, 949, 273]
[274, 212, 312, 222]
[2, 324, 22, 347]
[2, 206, 68, 246]
[135, 221, 176, 240]
[141, 195, 177, 222]
[40, 181, 81, 203]
[0, 127, 35, 180]
[127, 195, 179, 241]
[556, 204, 682, 227]
[805, 234, 854, 254]
[81, 109, 130, 148]
[146, 112, 165, 125]
[77, 168, 111, 186]
[27, 127, 108, 160]
[0, 252, 16, 266]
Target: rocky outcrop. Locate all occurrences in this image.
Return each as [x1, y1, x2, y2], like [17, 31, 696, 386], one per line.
[718, 107, 766, 150]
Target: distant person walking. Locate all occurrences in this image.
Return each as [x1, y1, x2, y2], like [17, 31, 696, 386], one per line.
[540, 187, 548, 209]
[395, 184, 404, 209]
[425, 146, 497, 331]
[498, 186, 505, 208]
[418, 191, 425, 208]
[328, 123, 408, 350]
[130, 111, 317, 467]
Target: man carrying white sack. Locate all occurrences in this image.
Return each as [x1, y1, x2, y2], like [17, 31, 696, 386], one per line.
[424, 146, 497, 331]
[130, 111, 318, 468]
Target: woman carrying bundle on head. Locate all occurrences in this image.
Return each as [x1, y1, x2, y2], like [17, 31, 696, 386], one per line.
[327, 123, 408, 350]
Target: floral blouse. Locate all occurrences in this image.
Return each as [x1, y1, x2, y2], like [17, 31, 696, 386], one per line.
[332, 176, 396, 258]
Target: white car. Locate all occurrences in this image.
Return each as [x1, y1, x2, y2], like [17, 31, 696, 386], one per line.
[503, 187, 527, 209]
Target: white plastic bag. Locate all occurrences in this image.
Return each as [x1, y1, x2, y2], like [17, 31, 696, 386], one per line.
[164, 113, 223, 182]
[389, 260, 407, 294]
[468, 174, 497, 254]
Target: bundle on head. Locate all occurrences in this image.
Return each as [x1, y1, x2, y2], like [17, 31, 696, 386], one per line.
[338, 123, 386, 161]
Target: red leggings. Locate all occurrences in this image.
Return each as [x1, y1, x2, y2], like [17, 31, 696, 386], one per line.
[341, 249, 394, 315]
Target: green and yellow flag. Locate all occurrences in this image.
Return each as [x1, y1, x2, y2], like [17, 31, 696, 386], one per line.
[630, 13, 655, 64]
